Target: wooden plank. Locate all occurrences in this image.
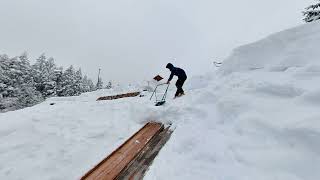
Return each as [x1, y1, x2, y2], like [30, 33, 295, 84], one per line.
[81, 122, 162, 180]
[97, 92, 140, 101]
[117, 126, 173, 180]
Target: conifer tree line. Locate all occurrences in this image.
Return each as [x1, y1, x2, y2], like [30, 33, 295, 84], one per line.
[304, 0, 320, 22]
[0, 52, 106, 111]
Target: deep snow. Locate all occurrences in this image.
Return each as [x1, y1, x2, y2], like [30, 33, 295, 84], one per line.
[0, 90, 144, 179]
[145, 21, 320, 180]
[1, 21, 320, 180]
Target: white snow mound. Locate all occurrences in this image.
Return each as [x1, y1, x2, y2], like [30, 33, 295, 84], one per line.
[220, 21, 320, 74]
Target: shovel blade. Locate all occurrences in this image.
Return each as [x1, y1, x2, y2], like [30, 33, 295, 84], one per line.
[155, 101, 166, 106]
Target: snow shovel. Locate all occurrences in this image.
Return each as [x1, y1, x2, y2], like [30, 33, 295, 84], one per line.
[150, 83, 170, 106]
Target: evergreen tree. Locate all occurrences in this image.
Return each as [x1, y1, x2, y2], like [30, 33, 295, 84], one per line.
[43, 57, 58, 97]
[96, 77, 103, 90]
[5, 57, 22, 97]
[32, 54, 57, 97]
[54, 68, 63, 96]
[0, 62, 8, 98]
[88, 79, 95, 92]
[82, 75, 92, 93]
[1, 52, 96, 112]
[32, 53, 48, 94]
[15, 53, 41, 105]
[0, 54, 11, 97]
[58, 65, 79, 96]
[75, 68, 84, 93]
[17, 86, 43, 108]
[18, 52, 33, 84]
[303, 0, 320, 22]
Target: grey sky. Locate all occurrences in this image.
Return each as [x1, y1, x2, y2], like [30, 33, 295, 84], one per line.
[0, 0, 314, 84]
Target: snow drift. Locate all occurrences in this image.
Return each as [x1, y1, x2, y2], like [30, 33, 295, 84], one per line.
[146, 21, 320, 180]
[220, 21, 320, 74]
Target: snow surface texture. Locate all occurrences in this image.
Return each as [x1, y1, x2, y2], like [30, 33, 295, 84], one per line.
[220, 21, 320, 74]
[145, 22, 320, 180]
[0, 88, 146, 180]
[1, 22, 320, 180]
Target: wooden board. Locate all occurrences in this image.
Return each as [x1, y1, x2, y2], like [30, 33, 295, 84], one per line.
[97, 92, 140, 101]
[81, 122, 163, 180]
[117, 126, 173, 180]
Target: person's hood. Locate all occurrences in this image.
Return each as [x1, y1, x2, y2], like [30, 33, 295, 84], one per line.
[166, 63, 174, 70]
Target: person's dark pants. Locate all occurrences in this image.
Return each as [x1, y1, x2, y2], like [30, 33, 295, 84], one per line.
[175, 77, 187, 97]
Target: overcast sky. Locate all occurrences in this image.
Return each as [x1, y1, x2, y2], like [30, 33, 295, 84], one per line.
[0, 0, 314, 84]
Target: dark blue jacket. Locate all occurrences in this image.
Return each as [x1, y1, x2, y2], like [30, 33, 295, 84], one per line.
[168, 67, 187, 82]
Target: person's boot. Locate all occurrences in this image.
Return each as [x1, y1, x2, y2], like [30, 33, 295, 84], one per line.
[177, 92, 185, 97]
[174, 91, 179, 99]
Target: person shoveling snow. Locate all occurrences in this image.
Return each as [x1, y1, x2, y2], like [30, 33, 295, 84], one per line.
[166, 63, 187, 98]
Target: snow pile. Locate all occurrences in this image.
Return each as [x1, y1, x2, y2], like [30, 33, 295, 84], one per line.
[220, 21, 320, 74]
[145, 22, 320, 180]
[0, 88, 151, 179]
[2, 22, 320, 180]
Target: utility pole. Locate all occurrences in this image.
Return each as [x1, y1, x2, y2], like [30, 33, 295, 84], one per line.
[97, 68, 101, 89]
[97, 68, 101, 84]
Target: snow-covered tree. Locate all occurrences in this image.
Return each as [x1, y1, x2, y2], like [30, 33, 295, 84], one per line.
[82, 75, 95, 93]
[32, 54, 58, 97]
[87, 79, 95, 92]
[96, 77, 103, 90]
[0, 65, 8, 98]
[0, 52, 96, 112]
[58, 65, 73, 96]
[32, 54, 48, 94]
[0, 55, 11, 97]
[18, 52, 34, 87]
[3, 56, 23, 97]
[17, 86, 43, 108]
[75, 68, 84, 93]
[303, 0, 320, 22]
[1, 53, 39, 110]
[43, 57, 58, 96]
[58, 65, 83, 96]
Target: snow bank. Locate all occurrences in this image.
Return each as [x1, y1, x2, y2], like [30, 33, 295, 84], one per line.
[146, 22, 320, 180]
[220, 21, 320, 74]
[0, 88, 154, 180]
